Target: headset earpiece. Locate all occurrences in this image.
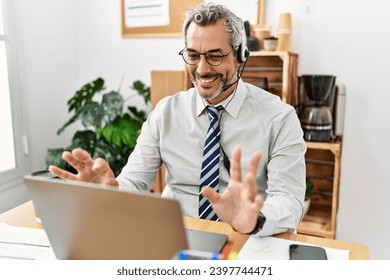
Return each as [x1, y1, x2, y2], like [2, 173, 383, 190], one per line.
[237, 26, 249, 63]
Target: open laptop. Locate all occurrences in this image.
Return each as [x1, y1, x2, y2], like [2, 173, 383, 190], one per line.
[24, 172, 228, 260]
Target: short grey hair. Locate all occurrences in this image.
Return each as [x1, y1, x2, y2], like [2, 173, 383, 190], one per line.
[182, 2, 244, 50]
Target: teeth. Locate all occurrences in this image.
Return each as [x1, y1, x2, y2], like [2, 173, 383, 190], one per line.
[199, 77, 217, 83]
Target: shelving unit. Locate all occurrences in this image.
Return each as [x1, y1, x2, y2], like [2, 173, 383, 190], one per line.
[244, 52, 343, 239]
[298, 141, 342, 239]
[243, 51, 299, 105]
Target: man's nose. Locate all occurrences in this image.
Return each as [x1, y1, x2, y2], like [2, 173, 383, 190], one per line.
[196, 54, 211, 74]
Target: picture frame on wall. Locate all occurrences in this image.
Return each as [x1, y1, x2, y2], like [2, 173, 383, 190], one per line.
[121, 0, 265, 38]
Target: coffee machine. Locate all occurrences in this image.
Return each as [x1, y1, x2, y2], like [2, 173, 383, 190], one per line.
[297, 75, 337, 142]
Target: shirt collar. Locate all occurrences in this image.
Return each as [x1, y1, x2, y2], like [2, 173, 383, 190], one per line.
[196, 79, 246, 118]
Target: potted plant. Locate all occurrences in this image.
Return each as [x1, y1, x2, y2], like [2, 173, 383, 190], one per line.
[304, 177, 314, 216]
[45, 77, 150, 176]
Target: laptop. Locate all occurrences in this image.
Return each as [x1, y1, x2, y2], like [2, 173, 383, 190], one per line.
[24, 172, 228, 260]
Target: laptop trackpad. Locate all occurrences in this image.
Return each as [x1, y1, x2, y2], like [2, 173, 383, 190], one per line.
[186, 229, 228, 253]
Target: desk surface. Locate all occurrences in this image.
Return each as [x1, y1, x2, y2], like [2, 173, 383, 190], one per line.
[0, 201, 369, 259]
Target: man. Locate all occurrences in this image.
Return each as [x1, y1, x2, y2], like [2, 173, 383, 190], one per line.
[49, 3, 306, 236]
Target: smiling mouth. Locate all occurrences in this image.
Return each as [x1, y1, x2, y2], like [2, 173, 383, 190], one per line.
[196, 75, 221, 87]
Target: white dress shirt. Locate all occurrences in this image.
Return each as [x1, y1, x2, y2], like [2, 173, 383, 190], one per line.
[117, 80, 306, 236]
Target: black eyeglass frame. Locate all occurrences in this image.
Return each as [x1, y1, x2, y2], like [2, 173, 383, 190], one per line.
[178, 47, 236, 66]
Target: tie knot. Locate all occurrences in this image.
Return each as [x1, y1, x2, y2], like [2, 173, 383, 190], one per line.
[207, 105, 224, 120]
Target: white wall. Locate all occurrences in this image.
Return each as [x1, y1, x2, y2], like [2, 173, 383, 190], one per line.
[13, 0, 79, 173]
[8, 0, 390, 259]
[266, 0, 390, 259]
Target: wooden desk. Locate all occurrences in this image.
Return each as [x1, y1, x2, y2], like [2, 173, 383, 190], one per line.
[0, 201, 368, 259]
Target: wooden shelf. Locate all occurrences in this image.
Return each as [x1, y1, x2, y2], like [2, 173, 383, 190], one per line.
[244, 53, 343, 238]
[306, 141, 341, 155]
[243, 51, 298, 105]
[298, 141, 342, 239]
[299, 205, 333, 238]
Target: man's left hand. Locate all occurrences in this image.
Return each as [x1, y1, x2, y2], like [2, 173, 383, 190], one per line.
[201, 146, 264, 234]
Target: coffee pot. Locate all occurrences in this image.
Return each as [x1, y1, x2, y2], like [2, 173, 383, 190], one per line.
[298, 75, 337, 142]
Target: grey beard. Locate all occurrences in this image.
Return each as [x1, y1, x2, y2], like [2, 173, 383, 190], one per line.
[191, 75, 235, 101]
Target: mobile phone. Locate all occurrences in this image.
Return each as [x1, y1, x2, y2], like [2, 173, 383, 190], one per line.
[289, 244, 328, 260]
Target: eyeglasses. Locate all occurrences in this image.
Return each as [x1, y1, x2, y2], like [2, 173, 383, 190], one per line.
[178, 48, 234, 66]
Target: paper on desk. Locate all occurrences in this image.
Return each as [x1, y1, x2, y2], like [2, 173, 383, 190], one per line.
[237, 235, 349, 260]
[0, 223, 56, 260]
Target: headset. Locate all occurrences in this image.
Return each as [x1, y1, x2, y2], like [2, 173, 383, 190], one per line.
[237, 24, 250, 63]
[221, 24, 249, 92]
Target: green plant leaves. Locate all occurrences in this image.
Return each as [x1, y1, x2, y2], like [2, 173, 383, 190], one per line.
[57, 101, 103, 135]
[305, 177, 314, 200]
[67, 130, 97, 154]
[46, 77, 150, 176]
[80, 101, 105, 128]
[127, 106, 148, 123]
[68, 77, 105, 113]
[97, 114, 141, 149]
[101, 91, 124, 122]
[132, 80, 150, 105]
[57, 85, 125, 135]
[93, 139, 120, 164]
[45, 148, 67, 169]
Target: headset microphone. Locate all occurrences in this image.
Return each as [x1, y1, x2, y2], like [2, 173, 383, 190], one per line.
[221, 79, 238, 92]
[220, 23, 249, 93]
[221, 60, 247, 92]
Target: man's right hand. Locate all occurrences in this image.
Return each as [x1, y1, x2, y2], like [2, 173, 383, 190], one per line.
[48, 148, 119, 187]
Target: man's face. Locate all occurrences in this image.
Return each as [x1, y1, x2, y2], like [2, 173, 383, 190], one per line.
[185, 20, 240, 104]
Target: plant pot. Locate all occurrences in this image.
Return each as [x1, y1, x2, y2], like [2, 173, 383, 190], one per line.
[303, 199, 311, 216]
[263, 37, 278, 51]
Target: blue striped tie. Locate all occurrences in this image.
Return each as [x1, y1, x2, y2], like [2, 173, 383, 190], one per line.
[199, 105, 223, 221]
